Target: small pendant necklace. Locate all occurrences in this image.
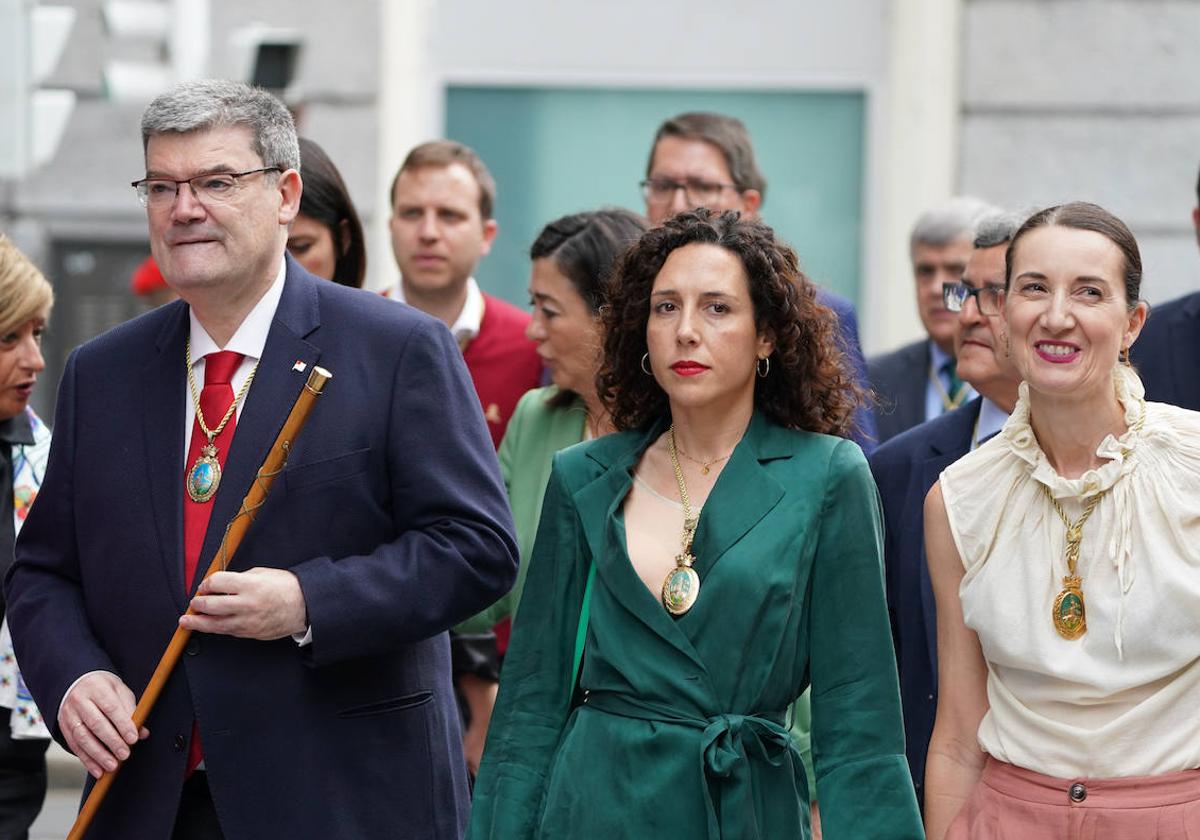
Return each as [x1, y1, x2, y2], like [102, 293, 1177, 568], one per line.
[674, 442, 733, 476]
[184, 339, 259, 503]
[1042, 485, 1108, 640]
[661, 426, 702, 616]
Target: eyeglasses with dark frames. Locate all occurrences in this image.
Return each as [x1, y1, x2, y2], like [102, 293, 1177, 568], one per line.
[639, 178, 740, 206]
[943, 281, 1004, 316]
[131, 167, 281, 209]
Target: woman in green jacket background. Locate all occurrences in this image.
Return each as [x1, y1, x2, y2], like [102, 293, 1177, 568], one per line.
[468, 210, 921, 839]
[463, 207, 647, 635]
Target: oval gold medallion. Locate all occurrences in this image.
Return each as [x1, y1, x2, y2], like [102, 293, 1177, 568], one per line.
[186, 449, 222, 503]
[662, 566, 700, 616]
[1052, 586, 1086, 640]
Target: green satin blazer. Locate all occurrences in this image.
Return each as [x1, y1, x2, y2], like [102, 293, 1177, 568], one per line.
[467, 411, 922, 840]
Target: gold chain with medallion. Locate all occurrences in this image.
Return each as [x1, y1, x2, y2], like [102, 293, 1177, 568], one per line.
[184, 338, 260, 503]
[1042, 485, 1108, 640]
[1043, 408, 1144, 639]
[661, 425, 702, 615]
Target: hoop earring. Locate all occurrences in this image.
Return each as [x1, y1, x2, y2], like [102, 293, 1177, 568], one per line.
[1119, 346, 1130, 365]
[1002, 332, 1011, 359]
[641, 353, 652, 375]
[756, 356, 770, 378]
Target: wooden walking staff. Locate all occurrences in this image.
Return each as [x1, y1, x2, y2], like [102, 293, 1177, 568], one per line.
[67, 365, 333, 840]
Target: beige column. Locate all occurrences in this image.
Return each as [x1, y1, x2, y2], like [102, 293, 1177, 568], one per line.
[371, 0, 441, 292]
[866, 0, 962, 355]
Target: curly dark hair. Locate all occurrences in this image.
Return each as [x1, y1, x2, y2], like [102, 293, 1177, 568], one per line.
[598, 209, 861, 436]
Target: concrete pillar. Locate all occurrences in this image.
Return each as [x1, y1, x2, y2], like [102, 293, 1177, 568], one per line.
[371, 0, 440, 292]
[867, 0, 962, 355]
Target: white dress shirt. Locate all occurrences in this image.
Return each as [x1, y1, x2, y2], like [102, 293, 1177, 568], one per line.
[971, 396, 1010, 451]
[388, 277, 485, 345]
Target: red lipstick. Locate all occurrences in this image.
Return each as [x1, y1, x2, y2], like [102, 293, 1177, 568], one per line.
[670, 360, 709, 377]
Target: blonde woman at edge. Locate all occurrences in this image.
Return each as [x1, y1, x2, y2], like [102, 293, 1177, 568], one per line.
[0, 236, 54, 838]
[924, 202, 1200, 838]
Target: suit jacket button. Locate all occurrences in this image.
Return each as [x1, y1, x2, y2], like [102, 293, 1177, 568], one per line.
[186, 638, 200, 656]
[1069, 782, 1087, 802]
[173, 734, 187, 752]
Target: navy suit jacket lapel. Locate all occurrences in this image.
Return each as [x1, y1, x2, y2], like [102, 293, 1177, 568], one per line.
[915, 399, 980, 671]
[191, 259, 323, 595]
[890, 341, 931, 434]
[143, 303, 191, 611]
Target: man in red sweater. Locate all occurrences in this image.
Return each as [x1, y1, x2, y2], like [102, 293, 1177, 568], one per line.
[387, 140, 542, 448]
[387, 140, 541, 775]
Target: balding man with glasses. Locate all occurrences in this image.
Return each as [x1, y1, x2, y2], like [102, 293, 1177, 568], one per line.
[6, 79, 517, 840]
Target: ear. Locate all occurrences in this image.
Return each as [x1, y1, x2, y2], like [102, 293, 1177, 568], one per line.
[337, 218, 352, 256]
[479, 218, 499, 257]
[277, 168, 303, 225]
[1123, 299, 1149, 353]
[739, 189, 763, 219]
[756, 327, 775, 360]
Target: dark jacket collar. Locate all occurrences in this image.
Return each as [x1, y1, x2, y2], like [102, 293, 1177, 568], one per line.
[0, 411, 34, 446]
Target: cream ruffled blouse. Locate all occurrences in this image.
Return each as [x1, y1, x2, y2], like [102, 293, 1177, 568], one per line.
[941, 365, 1200, 779]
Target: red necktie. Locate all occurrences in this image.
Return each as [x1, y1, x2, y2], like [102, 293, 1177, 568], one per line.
[182, 349, 243, 774]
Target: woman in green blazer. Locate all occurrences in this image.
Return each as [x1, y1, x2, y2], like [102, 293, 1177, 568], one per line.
[469, 210, 919, 839]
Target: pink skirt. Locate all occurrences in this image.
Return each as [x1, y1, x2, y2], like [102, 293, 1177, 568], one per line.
[947, 757, 1200, 840]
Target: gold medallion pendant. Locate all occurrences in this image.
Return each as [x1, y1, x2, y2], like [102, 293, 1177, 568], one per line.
[661, 425, 706, 616]
[662, 552, 700, 616]
[183, 338, 261, 505]
[1052, 575, 1086, 640]
[186, 443, 222, 503]
[1042, 485, 1108, 642]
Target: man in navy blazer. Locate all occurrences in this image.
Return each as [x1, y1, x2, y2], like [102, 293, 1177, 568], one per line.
[641, 112, 878, 450]
[1134, 289, 1200, 409]
[868, 212, 1021, 808]
[5, 80, 517, 839]
[1132, 173, 1200, 410]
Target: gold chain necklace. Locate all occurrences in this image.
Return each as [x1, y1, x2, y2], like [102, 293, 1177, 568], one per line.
[661, 425, 701, 616]
[674, 442, 733, 476]
[184, 338, 260, 503]
[1042, 485, 1109, 640]
[1041, 408, 1144, 639]
[929, 363, 968, 412]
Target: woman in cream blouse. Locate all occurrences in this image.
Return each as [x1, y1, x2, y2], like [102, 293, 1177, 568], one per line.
[924, 202, 1200, 838]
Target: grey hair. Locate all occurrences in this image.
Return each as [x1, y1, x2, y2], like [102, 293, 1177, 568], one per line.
[910, 197, 997, 254]
[973, 210, 1023, 249]
[141, 79, 300, 172]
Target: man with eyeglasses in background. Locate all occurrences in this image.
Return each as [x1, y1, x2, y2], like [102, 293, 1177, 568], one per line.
[641, 111, 877, 451]
[868, 198, 997, 444]
[868, 210, 1023, 812]
[5, 79, 517, 839]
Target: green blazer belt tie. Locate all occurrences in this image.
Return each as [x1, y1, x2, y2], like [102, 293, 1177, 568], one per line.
[581, 690, 805, 840]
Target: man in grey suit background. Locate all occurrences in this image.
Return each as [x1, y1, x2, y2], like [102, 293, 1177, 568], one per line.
[868, 197, 995, 443]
